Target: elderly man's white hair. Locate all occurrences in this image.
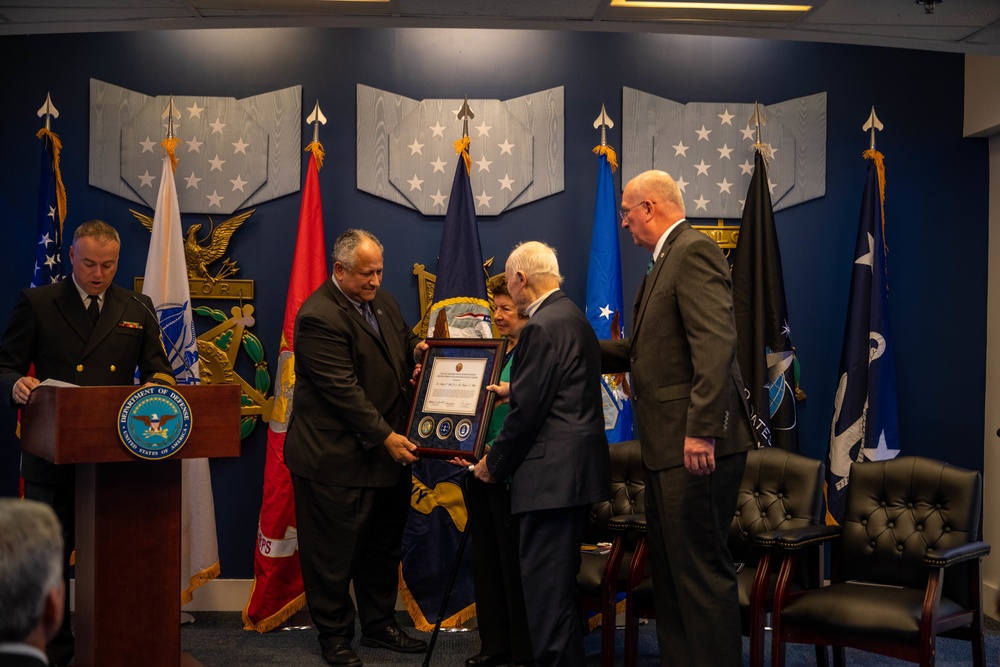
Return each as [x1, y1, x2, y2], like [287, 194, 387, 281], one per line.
[0, 498, 63, 643]
[506, 240, 564, 285]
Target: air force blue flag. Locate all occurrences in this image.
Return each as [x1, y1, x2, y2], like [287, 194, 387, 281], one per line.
[827, 150, 900, 524]
[32, 130, 65, 287]
[586, 148, 633, 443]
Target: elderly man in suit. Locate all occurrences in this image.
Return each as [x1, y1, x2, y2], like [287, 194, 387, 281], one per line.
[0, 498, 65, 667]
[474, 240, 610, 667]
[0, 219, 175, 666]
[601, 170, 755, 667]
[284, 229, 428, 667]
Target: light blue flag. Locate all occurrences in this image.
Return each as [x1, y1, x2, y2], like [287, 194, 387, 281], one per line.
[586, 150, 633, 443]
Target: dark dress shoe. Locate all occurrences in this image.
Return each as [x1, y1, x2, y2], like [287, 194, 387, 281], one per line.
[322, 643, 363, 666]
[466, 652, 512, 666]
[360, 624, 428, 653]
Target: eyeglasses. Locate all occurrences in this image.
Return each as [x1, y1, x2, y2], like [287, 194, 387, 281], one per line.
[619, 201, 647, 221]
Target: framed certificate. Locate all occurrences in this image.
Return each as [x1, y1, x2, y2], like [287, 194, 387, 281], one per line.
[405, 338, 507, 461]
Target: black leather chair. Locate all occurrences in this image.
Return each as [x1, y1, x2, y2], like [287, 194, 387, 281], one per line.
[770, 456, 991, 667]
[619, 446, 827, 667]
[577, 439, 645, 667]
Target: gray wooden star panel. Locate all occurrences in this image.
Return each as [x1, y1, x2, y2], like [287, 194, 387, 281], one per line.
[357, 84, 564, 216]
[621, 88, 826, 218]
[89, 79, 301, 215]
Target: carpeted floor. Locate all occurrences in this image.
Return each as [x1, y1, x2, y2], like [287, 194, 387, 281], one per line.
[178, 611, 1000, 666]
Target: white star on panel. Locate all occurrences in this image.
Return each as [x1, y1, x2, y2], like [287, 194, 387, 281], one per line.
[430, 157, 448, 174]
[739, 159, 754, 175]
[718, 109, 735, 126]
[740, 124, 756, 141]
[429, 122, 446, 138]
[186, 102, 204, 119]
[408, 139, 424, 155]
[138, 170, 156, 188]
[186, 137, 203, 153]
[694, 160, 711, 176]
[672, 141, 689, 158]
[206, 191, 224, 207]
[498, 174, 515, 191]
[185, 172, 202, 189]
[209, 118, 227, 135]
[139, 137, 157, 153]
[768, 179, 777, 194]
[475, 122, 492, 138]
[695, 125, 712, 141]
[693, 195, 710, 211]
[717, 178, 733, 194]
[599, 305, 613, 320]
[476, 190, 493, 208]
[430, 191, 448, 208]
[498, 139, 515, 156]
[717, 144, 733, 160]
[232, 138, 250, 154]
[475, 156, 493, 173]
[208, 155, 226, 171]
[230, 175, 248, 192]
[407, 175, 424, 191]
[770, 146, 779, 158]
[676, 177, 689, 192]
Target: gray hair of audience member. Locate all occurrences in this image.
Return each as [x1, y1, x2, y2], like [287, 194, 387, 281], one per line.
[73, 219, 121, 246]
[506, 240, 564, 285]
[332, 229, 384, 270]
[0, 498, 64, 642]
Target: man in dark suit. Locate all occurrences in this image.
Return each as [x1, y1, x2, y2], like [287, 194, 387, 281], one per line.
[0, 219, 175, 666]
[601, 170, 754, 666]
[0, 498, 65, 667]
[284, 229, 428, 667]
[474, 240, 610, 667]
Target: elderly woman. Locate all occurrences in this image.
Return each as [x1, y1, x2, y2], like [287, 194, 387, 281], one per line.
[464, 274, 532, 667]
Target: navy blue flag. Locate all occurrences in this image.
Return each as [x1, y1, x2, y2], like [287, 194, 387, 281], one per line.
[401, 142, 482, 630]
[586, 150, 633, 444]
[731, 149, 799, 452]
[32, 130, 65, 287]
[826, 150, 900, 524]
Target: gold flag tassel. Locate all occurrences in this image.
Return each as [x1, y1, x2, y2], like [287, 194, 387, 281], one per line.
[161, 136, 181, 173]
[863, 148, 887, 255]
[592, 144, 618, 173]
[35, 127, 67, 232]
[454, 135, 472, 174]
[305, 140, 325, 171]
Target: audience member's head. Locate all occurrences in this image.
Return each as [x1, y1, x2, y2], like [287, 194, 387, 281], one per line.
[0, 498, 64, 648]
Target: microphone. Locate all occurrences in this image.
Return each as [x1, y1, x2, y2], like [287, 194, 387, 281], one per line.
[130, 294, 197, 382]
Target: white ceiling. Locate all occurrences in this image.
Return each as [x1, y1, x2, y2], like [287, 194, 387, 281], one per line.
[1, 0, 999, 54]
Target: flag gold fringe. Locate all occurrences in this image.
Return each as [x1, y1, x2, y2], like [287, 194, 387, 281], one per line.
[398, 563, 477, 632]
[161, 137, 181, 173]
[242, 586, 307, 633]
[35, 128, 67, 231]
[592, 145, 618, 173]
[180, 560, 221, 606]
[585, 598, 628, 633]
[305, 141, 325, 171]
[863, 148, 887, 254]
[454, 136, 472, 175]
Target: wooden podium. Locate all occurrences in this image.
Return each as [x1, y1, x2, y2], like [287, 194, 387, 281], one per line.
[20, 384, 241, 667]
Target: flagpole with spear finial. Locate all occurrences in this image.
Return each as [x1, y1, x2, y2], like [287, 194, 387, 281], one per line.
[750, 101, 774, 163]
[36, 92, 67, 229]
[862, 106, 887, 248]
[161, 96, 182, 173]
[305, 100, 327, 170]
[455, 95, 474, 174]
[592, 103, 618, 172]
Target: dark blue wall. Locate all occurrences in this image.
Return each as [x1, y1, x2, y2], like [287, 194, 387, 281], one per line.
[0, 28, 987, 579]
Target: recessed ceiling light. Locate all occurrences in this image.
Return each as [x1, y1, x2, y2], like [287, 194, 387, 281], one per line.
[609, 1, 811, 11]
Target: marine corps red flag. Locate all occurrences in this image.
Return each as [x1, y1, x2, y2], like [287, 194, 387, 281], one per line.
[243, 136, 328, 631]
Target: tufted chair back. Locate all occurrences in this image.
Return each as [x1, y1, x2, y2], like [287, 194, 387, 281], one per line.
[839, 456, 982, 606]
[584, 439, 644, 544]
[728, 446, 825, 568]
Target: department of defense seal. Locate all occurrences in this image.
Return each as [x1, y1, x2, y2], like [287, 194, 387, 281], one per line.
[119, 386, 193, 460]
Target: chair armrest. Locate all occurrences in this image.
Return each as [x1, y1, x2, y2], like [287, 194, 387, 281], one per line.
[757, 524, 840, 550]
[608, 513, 646, 533]
[922, 541, 991, 567]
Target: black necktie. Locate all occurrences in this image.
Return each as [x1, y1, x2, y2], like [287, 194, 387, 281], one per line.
[87, 295, 100, 325]
[362, 302, 381, 337]
[646, 259, 654, 275]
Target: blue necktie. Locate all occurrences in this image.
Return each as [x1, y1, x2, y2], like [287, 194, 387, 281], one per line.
[646, 259, 654, 275]
[362, 302, 381, 337]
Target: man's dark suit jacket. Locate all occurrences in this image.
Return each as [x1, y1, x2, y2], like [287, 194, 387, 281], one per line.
[0, 280, 175, 484]
[487, 290, 610, 514]
[284, 278, 420, 488]
[0, 648, 50, 666]
[602, 221, 755, 468]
